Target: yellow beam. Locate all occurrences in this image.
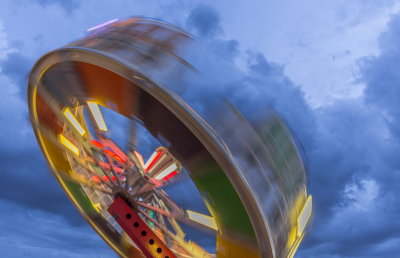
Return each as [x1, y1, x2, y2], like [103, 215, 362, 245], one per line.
[59, 134, 79, 156]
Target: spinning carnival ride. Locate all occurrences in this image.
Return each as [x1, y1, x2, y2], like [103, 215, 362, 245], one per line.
[27, 18, 312, 258]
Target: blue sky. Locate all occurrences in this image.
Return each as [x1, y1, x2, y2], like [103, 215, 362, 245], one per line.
[1, 0, 400, 257]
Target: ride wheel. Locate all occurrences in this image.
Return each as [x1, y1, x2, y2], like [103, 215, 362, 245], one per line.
[28, 18, 312, 258]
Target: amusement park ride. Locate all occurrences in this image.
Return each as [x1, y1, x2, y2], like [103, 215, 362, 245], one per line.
[27, 18, 312, 258]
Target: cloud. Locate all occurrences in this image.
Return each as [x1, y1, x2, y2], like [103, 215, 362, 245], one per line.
[29, 0, 81, 14]
[0, 52, 34, 100]
[0, 22, 12, 60]
[298, 11, 400, 257]
[186, 3, 221, 37]
[359, 13, 400, 141]
[299, 176, 400, 257]
[0, 200, 115, 257]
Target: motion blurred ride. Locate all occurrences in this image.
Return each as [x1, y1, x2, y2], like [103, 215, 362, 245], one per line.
[28, 17, 312, 258]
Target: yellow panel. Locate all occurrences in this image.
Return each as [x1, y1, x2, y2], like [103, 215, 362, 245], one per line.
[216, 234, 260, 258]
[59, 134, 80, 156]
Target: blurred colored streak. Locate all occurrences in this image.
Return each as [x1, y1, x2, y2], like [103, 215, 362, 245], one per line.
[87, 18, 119, 32]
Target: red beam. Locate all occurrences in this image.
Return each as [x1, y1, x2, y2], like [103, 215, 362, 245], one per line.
[108, 197, 176, 258]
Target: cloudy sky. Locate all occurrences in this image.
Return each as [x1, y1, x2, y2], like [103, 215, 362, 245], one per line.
[1, 0, 400, 257]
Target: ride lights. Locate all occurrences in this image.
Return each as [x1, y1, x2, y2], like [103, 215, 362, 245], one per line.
[59, 134, 79, 156]
[297, 195, 312, 236]
[63, 108, 86, 136]
[187, 210, 218, 231]
[144, 147, 181, 181]
[87, 101, 108, 131]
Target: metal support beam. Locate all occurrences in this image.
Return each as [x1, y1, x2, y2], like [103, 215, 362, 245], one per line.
[108, 197, 176, 258]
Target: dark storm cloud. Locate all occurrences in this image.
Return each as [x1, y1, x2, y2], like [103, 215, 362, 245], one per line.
[360, 14, 400, 203]
[0, 200, 114, 257]
[307, 100, 379, 212]
[298, 101, 399, 256]
[360, 14, 400, 141]
[0, 52, 32, 83]
[0, 52, 34, 99]
[187, 3, 221, 38]
[298, 12, 400, 258]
